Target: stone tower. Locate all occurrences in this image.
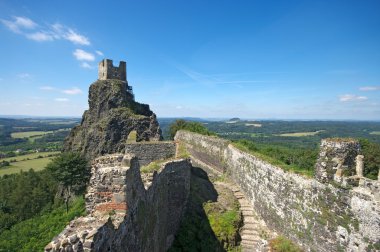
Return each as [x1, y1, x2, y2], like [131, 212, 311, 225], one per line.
[314, 138, 360, 183]
[98, 59, 126, 81]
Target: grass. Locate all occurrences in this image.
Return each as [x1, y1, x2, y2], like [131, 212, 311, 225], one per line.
[10, 129, 70, 142]
[277, 130, 324, 137]
[48, 120, 79, 125]
[370, 131, 380, 135]
[0, 151, 60, 162]
[0, 197, 85, 252]
[126, 130, 137, 143]
[11, 131, 54, 139]
[269, 236, 303, 252]
[177, 142, 190, 158]
[232, 142, 314, 178]
[0, 152, 58, 176]
[140, 160, 162, 174]
[245, 123, 262, 127]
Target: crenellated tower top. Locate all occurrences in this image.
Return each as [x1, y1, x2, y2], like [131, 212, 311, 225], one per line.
[98, 59, 126, 81]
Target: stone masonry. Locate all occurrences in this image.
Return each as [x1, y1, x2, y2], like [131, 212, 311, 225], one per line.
[315, 138, 360, 184]
[175, 130, 380, 252]
[124, 141, 176, 166]
[45, 154, 191, 252]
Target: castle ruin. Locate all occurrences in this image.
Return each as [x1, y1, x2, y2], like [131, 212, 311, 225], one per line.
[98, 59, 126, 81]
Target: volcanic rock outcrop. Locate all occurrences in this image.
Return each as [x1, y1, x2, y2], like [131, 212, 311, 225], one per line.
[63, 59, 162, 160]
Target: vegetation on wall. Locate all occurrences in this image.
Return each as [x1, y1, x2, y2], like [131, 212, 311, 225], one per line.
[359, 139, 380, 180]
[169, 119, 216, 139]
[233, 139, 317, 177]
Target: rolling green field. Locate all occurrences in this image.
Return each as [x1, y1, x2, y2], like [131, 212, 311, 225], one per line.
[1, 151, 59, 162]
[0, 151, 59, 176]
[11, 131, 53, 139]
[278, 130, 324, 137]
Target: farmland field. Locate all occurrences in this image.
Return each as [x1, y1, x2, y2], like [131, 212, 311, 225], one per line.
[0, 156, 55, 176]
[277, 130, 324, 137]
[1, 151, 60, 162]
[11, 131, 53, 139]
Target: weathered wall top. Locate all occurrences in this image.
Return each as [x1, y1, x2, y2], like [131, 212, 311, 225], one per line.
[175, 131, 380, 252]
[98, 59, 126, 81]
[315, 138, 360, 183]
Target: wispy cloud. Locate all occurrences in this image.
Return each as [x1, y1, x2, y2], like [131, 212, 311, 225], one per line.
[73, 49, 95, 61]
[26, 31, 54, 42]
[80, 62, 93, 69]
[39, 86, 55, 91]
[65, 29, 90, 45]
[359, 86, 380, 91]
[339, 94, 368, 102]
[1, 16, 37, 33]
[95, 50, 104, 56]
[18, 73, 31, 79]
[62, 87, 82, 95]
[55, 98, 69, 102]
[1, 16, 90, 46]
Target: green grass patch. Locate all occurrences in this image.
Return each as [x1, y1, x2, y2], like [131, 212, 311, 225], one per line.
[204, 202, 241, 240]
[277, 130, 324, 137]
[232, 140, 315, 178]
[1, 151, 60, 162]
[12, 126, 37, 130]
[140, 160, 162, 174]
[0, 153, 58, 176]
[0, 197, 85, 251]
[177, 142, 190, 158]
[370, 131, 380, 135]
[126, 130, 137, 143]
[11, 131, 54, 139]
[269, 236, 303, 252]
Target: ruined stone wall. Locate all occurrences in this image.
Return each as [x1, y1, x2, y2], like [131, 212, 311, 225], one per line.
[98, 59, 126, 81]
[45, 154, 191, 252]
[175, 130, 380, 252]
[124, 142, 176, 166]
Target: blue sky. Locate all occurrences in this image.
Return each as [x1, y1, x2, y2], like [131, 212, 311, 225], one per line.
[0, 0, 379, 120]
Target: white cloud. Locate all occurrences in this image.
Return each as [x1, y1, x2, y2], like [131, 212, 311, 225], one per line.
[359, 86, 380, 91]
[26, 32, 54, 42]
[80, 62, 93, 69]
[1, 16, 37, 33]
[73, 49, 95, 61]
[176, 105, 183, 109]
[64, 29, 90, 45]
[40, 86, 55, 90]
[339, 94, 368, 102]
[55, 98, 69, 102]
[62, 87, 83, 95]
[96, 50, 104, 56]
[1, 17, 90, 46]
[18, 73, 31, 79]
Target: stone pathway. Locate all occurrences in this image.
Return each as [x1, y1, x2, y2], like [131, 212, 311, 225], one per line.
[216, 182, 272, 252]
[190, 156, 273, 251]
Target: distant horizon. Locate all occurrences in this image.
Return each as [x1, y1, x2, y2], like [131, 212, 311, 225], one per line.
[1, 114, 380, 122]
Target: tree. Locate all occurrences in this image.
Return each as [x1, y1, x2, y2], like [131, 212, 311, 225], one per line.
[169, 120, 215, 139]
[46, 152, 90, 212]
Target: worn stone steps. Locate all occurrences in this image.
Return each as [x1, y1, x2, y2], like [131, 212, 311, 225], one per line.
[215, 181, 268, 252]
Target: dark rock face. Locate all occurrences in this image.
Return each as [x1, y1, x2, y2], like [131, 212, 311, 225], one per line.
[63, 79, 162, 160]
